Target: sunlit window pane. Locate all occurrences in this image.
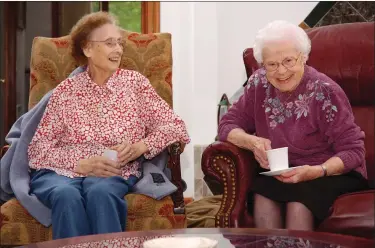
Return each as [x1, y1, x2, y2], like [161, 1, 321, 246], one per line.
[109, 2, 141, 32]
[91, 2, 100, 12]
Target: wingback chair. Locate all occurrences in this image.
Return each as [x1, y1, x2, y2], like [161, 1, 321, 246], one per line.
[1, 30, 187, 246]
[202, 22, 375, 239]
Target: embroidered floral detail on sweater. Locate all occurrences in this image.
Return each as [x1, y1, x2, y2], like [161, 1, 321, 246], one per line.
[247, 68, 268, 89]
[248, 73, 338, 129]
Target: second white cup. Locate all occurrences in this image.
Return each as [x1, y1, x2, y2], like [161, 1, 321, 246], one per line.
[103, 149, 118, 162]
[266, 147, 289, 171]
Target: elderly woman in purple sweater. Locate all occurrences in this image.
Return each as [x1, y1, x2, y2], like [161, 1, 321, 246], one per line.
[218, 20, 369, 230]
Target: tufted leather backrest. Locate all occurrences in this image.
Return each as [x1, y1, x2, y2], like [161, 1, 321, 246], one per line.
[29, 30, 173, 110]
[243, 22, 375, 180]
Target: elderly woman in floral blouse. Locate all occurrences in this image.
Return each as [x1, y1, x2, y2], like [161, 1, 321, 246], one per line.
[28, 12, 190, 239]
[218, 20, 368, 230]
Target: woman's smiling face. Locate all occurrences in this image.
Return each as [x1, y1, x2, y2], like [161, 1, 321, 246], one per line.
[262, 40, 305, 92]
[84, 23, 124, 74]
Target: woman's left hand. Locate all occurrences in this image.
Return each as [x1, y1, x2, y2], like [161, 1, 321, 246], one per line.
[111, 141, 149, 165]
[274, 165, 323, 183]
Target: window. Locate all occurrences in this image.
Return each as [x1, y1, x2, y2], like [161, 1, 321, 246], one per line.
[92, 1, 159, 34]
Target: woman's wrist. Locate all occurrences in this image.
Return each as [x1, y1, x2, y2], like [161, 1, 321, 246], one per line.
[227, 129, 260, 151]
[136, 141, 149, 155]
[75, 159, 89, 175]
[310, 165, 325, 179]
[320, 164, 328, 176]
[245, 134, 259, 151]
[228, 129, 248, 149]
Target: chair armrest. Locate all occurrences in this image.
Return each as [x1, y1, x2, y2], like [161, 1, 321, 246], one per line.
[1, 145, 9, 158]
[201, 141, 257, 227]
[318, 190, 375, 239]
[167, 142, 185, 214]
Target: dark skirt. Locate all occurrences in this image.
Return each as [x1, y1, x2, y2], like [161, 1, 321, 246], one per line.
[247, 167, 370, 222]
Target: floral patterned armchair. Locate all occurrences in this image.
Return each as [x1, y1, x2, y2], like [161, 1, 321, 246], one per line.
[0, 30, 187, 246]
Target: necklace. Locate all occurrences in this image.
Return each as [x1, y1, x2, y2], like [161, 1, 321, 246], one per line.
[263, 84, 297, 115]
[281, 91, 294, 105]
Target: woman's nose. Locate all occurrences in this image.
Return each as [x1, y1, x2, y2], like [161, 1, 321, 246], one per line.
[277, 64, 288, 74]
[113, 41, 123, 50]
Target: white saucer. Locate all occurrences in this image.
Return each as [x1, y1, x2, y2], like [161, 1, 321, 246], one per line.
[259, 166, 302, 176]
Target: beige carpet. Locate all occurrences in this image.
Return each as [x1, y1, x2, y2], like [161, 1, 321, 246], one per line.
[186, 195, 222, 228]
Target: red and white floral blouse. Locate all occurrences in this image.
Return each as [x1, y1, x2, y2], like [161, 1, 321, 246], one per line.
[28, 69, 190, 179]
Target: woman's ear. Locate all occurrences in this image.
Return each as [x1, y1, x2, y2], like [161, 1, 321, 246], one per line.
[302, 55, 308, 64]
[82, 42, 92, 58]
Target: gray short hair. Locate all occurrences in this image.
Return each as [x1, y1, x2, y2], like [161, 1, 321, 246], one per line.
[253, 20, 311, 64]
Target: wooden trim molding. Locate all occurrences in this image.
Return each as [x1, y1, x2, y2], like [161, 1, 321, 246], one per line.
[141, 1, 160, 33]
[101, 1, 109, 12]
[4, 2, 17, 135]
[17, 2, 26, 30]
[51, 2, 61, 37]
[299, 22, 310, 30]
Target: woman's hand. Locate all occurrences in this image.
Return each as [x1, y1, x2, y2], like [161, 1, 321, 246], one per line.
[227, 129, 271, 169]
[111, 141, 149, 165]
[250, 136, 272, 169]
[275, 165, 323, 183]
[111, 142, 132, 164]
[75, 156, 121, 177]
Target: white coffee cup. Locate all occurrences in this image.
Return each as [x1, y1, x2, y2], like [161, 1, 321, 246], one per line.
[266, 147, 289, 171]
[103, 149, 118, 162]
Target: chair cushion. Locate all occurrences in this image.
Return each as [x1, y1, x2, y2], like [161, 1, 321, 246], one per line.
[1, 198, 53, 245]
[126, 194, 186, 231]
[29, 31, 173, 110]
[318, 190, 375, 239]
[1, 195, 186, 246]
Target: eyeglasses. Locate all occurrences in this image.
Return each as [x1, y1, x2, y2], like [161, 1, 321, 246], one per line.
[263, 53, 301, 72]
[89, 38, 125, 49]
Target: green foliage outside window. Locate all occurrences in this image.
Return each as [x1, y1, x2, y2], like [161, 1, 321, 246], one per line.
[91, 1, 141, 33]
[91, 2, 100, 12]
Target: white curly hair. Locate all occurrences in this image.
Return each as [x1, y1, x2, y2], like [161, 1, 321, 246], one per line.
[253, 20, 311, 64]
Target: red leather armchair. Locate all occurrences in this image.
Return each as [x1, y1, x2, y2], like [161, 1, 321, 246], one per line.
[202, 22, 374, 239]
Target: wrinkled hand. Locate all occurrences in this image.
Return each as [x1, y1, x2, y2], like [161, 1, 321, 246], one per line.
[275, 165, 322, 183]
[110, 141, 132, 164]
[111, 141, 149, 165]
[250, 136, 272, 169]
[75, 156, 121, 177]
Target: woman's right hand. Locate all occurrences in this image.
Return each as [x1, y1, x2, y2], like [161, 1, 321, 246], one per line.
[227, 129, 272, 169]
[75, 156, 122, 177]
[249, 136, 272, 169]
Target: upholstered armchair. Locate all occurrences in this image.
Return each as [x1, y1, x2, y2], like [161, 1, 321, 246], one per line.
[202, 22, 375, 239]
[1, 31, 187, 246]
